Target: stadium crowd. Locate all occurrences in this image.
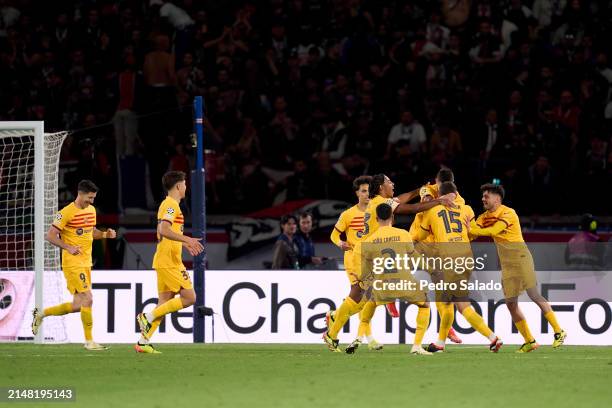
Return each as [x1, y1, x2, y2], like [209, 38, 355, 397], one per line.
[1, 0, 611, 215]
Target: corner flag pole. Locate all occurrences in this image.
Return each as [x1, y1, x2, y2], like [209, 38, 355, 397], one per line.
[192, 96, 206, 343]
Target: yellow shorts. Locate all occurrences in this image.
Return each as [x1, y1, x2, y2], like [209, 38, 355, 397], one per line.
[156, 268, 193, 293]
[63, 267, 91, 294]
[501, 255, 537, 298]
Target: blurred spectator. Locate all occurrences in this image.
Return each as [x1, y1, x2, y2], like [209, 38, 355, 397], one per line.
[294, 212, 323, 268]
[1, 0, 611, 216]
[386, 111, 427, 158]
[527, 155, 556, 214]
[271, 214, 299, 269]
[0, 0, 20, 38]
[478, 109, 500, 160]
[430, 121, 463, 163]
[113, 52, 142, 157]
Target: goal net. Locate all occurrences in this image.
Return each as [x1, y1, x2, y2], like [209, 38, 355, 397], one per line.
[0, 122, 68, 342]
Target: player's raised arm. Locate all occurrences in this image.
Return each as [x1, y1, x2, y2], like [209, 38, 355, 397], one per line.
[394, 187, 421, 204]
[394, 193, 455, 214]
[468, 219, 506, 237]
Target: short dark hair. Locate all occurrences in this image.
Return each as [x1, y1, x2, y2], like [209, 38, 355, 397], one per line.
[439, 181, 457, 195]
[369, 174, 386, 198]
[376, 203, 393, 221]
[280, 214, 297, 226]
[352, 175, 372, 192]
[436, 168, 454, 183]
[162, 171, 186, 192]
[77, 179, 98, 193]
[480, 183, 505, 199]
[299, 211, 312, 220]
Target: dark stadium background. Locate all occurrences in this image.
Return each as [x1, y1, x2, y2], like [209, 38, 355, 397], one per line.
[1, 0, 610, 268]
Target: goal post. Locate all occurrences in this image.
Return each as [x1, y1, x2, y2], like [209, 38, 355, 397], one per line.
[0, 121, 68, 343]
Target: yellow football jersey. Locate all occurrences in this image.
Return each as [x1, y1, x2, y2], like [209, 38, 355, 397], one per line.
[424, 182, 466, 205]
[52, 202, 96, 269]
[419, 203, 474, 243]
[474, 205, 523, 243]
[363, 195, 398, 239]
[409, 212, 433, 243]
[353, 225, 415, 278]
[334, 204, 365, 274]
[152, 196, 185, 269]
[353, 226, 425, 303]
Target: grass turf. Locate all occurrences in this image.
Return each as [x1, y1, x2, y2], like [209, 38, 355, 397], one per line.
[1, 344, 611, 408]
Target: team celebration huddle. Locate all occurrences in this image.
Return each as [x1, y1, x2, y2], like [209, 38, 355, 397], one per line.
[325, 169, 567, 355]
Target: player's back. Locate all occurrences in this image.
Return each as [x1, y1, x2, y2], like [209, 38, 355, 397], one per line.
[421, 203, 474, 243]
[362, 225, 414, 263]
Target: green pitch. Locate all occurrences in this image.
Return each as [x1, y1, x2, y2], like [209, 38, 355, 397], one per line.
[1, 344, 611, 408]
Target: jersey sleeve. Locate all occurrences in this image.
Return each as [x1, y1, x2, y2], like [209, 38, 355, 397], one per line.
[51, 206, 72, 231]
[469, 219, 506, 237]
[413, 212, 432, 242]
[498, 209, 514, 227]
[159, 201, 179, 224]
[465, 205, 475, 224]
[334, 210, 348, 233]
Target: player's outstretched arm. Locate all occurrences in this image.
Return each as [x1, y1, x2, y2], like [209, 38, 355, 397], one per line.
[468, 219, 506, 237]
[93, 228, 116, 240]
[158, 221, 204, 256]
[394, 193, 455, 214]
[394, 187, 420, 204]
[45, 226, 80, 255]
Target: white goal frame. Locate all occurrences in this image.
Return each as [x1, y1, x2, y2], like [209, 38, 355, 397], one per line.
[2, 122, 47, 343]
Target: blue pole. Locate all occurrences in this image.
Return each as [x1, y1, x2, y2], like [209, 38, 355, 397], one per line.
[192, 96, 206, 343]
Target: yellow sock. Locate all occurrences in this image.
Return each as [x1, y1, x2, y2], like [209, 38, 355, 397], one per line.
[358, 301, 376, 338]
[146, 318, 162, 339]
[414, 306, 430, 346]
[461, 306, 493, 339]
[43, 302, 73, 316]
[329, 297, 363, 339]
[152, 297, 184, 320]
[544, 311, 562, 333]
[437, 302, 454, 342]
[515, 319, 535, 343]
[80, 306, 93, 342]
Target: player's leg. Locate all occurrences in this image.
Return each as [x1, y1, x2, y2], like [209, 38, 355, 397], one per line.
[138, 269, 195, 336]
[325, 283, 364, 352]
[347, 299, 380, 354]
[135, 290, 174, 354]
[525, 287, 566, 348]
[411, 301, 432, 355]
[75, 286, 107, 350]
[445, 305, 462, 343]
[32, 269, 83, 334]
[428, 301, 454, 352]
[427, 272, 455, 352]
[455, 300, 502, 352]
[506, 297, 539, 352]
